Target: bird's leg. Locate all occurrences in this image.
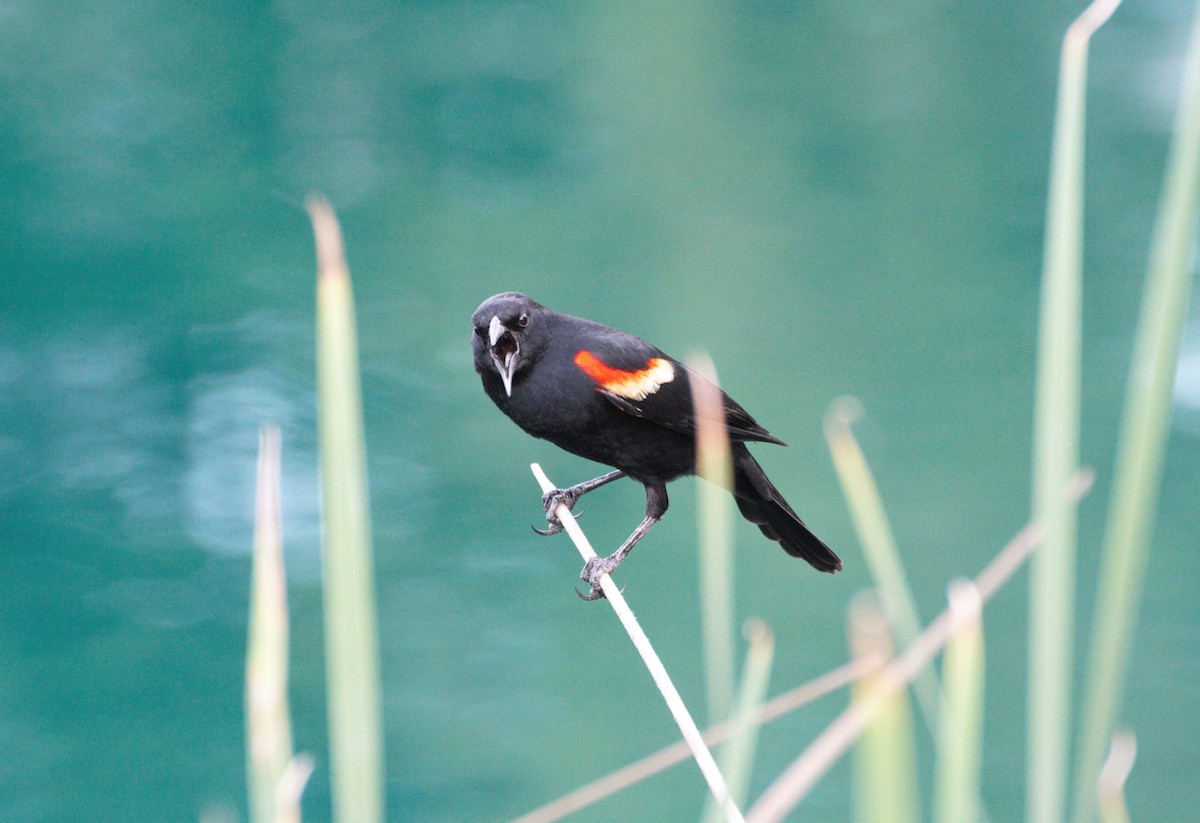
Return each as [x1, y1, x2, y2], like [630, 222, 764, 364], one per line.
[534, 469, 626, 536]
[576, 515, 659, 600]
[577, 483, 668, 601]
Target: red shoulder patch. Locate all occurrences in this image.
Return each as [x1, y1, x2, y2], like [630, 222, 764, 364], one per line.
[574, 350, 675, 401]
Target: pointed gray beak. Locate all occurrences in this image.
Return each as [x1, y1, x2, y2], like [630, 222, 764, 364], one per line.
[488, 315, 520, 397]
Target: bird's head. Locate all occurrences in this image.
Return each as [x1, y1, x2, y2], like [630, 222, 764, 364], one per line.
[471, 292, 545, 397]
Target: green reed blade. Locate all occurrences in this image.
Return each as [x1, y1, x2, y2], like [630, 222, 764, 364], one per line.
[690, 352, 736, 726]
[310, 196, 384, 823]
[932, 582, 985, 823]
[850, 593, 920, 823]
[247, 425, 294, 823]
[824, 398, 939, 730]
[1027, 4, 1121, 817]
[1072, 4, 1200, 820]
[702, 620, 774, 823]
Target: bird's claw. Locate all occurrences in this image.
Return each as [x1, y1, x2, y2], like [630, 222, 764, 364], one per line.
[531, 507, 585, 536]
[575, 555, 620, 601]
[542, 487, 580, 514]
[575, 584, 605, 601]
[536, 487, 582, 537]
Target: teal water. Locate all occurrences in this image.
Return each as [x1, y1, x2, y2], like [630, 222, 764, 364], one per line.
[3, 2, 1198, 821]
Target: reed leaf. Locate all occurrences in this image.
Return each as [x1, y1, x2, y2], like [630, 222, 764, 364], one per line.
[690, 352, 737, 726]
[932, 581, 985, 823]
[850, 593, 920, 823]
[824, 398, 939, 728]
[309, 195, 385, 823]
[1073, 2, 1200, 819]
[246, 426, 294, 823]
[701, 620, 774, 823]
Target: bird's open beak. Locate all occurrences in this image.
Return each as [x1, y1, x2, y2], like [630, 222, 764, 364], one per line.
[488, 315, 520, 397]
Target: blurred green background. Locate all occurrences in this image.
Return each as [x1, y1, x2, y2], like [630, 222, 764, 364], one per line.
[2, 1, 1197, 821]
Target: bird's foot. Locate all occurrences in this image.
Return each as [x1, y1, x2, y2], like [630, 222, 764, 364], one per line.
[575, 553, 623, 601]
[532, 487, 581, 536]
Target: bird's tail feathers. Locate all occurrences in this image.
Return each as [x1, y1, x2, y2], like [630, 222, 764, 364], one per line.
[732, 445, 842, 573]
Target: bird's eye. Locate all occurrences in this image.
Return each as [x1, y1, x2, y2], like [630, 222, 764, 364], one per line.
[518, 312, 529, 328]
[474, 325, 487, 338]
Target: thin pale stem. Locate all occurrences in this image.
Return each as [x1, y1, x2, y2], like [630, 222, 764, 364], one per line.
[531, 463, 745, 823]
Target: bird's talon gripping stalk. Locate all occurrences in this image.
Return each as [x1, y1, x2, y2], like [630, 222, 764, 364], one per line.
[534, 488, 577, 536]
[541, 487, 578, 514]
[577, 553, 621, 600]
[532, 508, 582, 536]
[573, 510, 659, 601]
[535, 471, 624, 539]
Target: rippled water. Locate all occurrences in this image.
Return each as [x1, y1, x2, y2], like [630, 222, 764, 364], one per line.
[2, 2, 1197, 821]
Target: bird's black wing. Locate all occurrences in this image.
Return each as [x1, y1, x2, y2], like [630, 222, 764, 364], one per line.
[572, 330, 785, 446]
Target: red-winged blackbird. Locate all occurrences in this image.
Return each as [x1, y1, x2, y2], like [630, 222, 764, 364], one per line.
[471, 292, 841, 599]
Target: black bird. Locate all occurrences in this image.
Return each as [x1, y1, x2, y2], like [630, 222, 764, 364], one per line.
[471, 292, 841, 600]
